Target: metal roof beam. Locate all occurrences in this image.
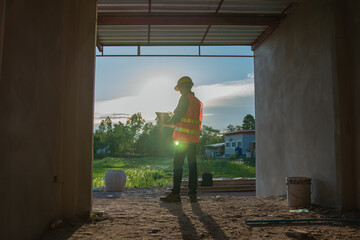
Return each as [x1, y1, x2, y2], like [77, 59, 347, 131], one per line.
[96, 54, 254, 58]
[251, 2, 299, 50]
[96, 35, 103, 52]
[215, 0, 224, 13]
[98, 14, 280, 26]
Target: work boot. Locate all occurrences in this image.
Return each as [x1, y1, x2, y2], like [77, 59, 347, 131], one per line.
[160, 193, 181, 203]
[189, 194, 197, 203]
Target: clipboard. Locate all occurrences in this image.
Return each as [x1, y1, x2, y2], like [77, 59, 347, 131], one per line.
[156, 112, 172, 124]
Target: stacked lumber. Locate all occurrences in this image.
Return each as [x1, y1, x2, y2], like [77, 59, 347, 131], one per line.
[180, 178, 256, 193]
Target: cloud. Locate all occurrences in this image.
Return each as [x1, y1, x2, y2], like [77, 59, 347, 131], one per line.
[94, 112, 132, 124]
[202, 95, 255, 131]
[94, 75, 180, 122]
[94, 73, 255, 129]
[95, 113, 131, 119]
[194, 73, 254, 107]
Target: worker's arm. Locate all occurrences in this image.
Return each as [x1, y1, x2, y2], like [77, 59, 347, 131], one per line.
[164, 94, 189, 128]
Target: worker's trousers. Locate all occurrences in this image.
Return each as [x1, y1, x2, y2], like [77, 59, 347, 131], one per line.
[171, 142, 198, 195]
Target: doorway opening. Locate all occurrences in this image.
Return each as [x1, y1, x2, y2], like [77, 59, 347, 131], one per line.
[92, 45, 256, 198]
[91, 0, 291, 199]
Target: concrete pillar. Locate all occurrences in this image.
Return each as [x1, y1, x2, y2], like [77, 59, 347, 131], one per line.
[332, 0, 360, 209]
[58, 0, 97, 219]
[0, 0, 97, 239]
[254, 0, 340, 208]
[254, 0, 360, 209]
[0, 0, 5, 84]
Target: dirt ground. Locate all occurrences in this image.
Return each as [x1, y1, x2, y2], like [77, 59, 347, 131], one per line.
[42, 187, 360, 239]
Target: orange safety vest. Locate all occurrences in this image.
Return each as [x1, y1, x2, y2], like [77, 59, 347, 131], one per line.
[173, 93, 203, 143]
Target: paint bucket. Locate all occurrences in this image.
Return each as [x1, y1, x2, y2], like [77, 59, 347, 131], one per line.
[104, 169, 126, 192]
[286, 177, 311, 208]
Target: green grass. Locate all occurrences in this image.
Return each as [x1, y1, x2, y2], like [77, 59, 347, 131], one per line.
[93, 156, 255, 188]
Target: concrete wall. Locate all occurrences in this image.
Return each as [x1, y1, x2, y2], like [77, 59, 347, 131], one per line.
[254, 1, 341, 207]
[332, 0, 360, 209]
[255, 0, 360, 209]
[0, 0, 97, 239]
[0, 0, 5, 81]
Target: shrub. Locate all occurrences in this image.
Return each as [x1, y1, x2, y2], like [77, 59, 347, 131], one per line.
[242, 157, 256, 166]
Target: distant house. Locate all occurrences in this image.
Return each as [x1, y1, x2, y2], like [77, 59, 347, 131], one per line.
[204, 143, 225, 157]
[223, 130, 255, 158]
[96, 145, 110, 154]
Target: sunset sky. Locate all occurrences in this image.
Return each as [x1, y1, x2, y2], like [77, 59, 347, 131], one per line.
[94, 46, 254, 131]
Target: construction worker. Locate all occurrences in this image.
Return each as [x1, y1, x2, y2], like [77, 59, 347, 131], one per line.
[161, 76, 203, 203]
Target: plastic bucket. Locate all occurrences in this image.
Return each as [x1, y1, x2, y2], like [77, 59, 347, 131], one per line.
[286, 177, 311, 208]
[105, 169, 127, 192]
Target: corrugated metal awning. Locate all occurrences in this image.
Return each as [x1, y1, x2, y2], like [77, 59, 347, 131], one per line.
[96, 0, 300, 51]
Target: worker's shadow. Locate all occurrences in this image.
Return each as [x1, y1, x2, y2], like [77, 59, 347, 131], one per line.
[191, 201, 229, 240]
[161, 202, 198, 240]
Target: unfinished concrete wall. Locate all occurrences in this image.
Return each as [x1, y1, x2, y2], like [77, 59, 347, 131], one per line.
[0, 0, 97, 239]
[255, 0, 360, 209]
[254, 1, 341, 207]
[333, 0, 360, 209]
[0, 0, 5, 82]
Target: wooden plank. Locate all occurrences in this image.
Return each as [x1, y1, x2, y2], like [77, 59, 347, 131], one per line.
[181, 182, 256, 187]
[181, 185, 256, 190]
[180, 185, 256, 193]
[181, 179, 256, 186]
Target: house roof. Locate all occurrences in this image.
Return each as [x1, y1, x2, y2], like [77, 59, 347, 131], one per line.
[223, 130, 255, 136]
[96, 0, 301, 51]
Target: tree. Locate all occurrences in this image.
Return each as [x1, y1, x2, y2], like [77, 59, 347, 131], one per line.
[93, 134, 105, 156]
[198, 125, 224, 154]
[94, 117, 114, 157]
[226, 124, 236, 132]
[98, 116, 112, 133]
[235, 125, 242, 131]
[135, 122, 155, 155]
[242, 114, 255, 130]
[93, 112, 254, 158]
[126, 112, 145, 140]
[111, 121, 133, 154]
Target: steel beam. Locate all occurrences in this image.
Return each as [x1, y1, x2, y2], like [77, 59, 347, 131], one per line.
[96, 54, 254, 58]
[100, 43, 251, 46]
[98, 14, 280, 26]
[96, 41, 103, 52]
[251, 24, 278, 51]
[251, 2, 299, 50]
[215, 0, 225, 13]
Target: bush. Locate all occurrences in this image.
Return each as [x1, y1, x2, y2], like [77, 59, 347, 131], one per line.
[93, 157, 255, 188]
[242, 157, 256, 166]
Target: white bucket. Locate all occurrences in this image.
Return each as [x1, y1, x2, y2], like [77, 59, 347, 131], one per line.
[105, 169, 127, 192]
[286, 177, 311, 208]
